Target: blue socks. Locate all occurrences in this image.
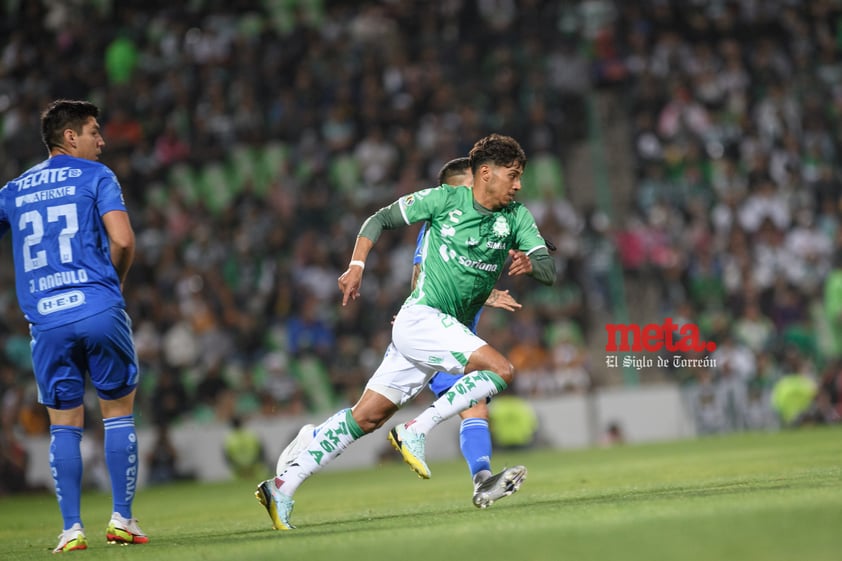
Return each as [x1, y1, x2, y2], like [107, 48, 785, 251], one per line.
[50, 425, 84, 530]
[51, 416, 138, 528]
[459, 418, 492, 478]
[104, 415, 138, 519]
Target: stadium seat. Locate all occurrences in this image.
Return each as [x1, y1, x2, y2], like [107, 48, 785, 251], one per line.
[255, 141, 289, 195]
[167, 162, 200, 205]
[521, 153, 565, 199]
[197, 162, 235, 214]
[328, 152, 361, 196]
[229, 143, 260, 193]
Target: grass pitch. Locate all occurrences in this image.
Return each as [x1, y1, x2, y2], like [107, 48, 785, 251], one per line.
[1, 426, 840, 561]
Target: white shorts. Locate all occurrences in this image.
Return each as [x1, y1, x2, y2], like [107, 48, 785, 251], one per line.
[366, 304, 487, 406]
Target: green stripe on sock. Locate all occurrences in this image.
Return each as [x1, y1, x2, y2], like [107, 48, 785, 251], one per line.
[484, 370, 508, 392]
[344, 409, 365, 439]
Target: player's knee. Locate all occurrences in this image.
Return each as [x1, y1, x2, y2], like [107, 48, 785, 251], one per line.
[496, 361, 515, 386]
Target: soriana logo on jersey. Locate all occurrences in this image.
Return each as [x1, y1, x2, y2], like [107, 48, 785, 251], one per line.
[603, 318, 717, 370]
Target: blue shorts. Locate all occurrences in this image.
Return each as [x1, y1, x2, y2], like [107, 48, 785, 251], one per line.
[428, 371, 463, 398]
[31, 308, 139, 409]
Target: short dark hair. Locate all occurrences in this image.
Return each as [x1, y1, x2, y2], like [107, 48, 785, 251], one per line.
[468, 133, 527, 174]
[437, 157, 471, 185]
[41, 99, 99, 152]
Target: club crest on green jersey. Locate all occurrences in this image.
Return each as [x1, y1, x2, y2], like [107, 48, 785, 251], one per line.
[492, 215, 510, 238]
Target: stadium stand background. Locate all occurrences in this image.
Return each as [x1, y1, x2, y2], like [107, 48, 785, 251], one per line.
[2, 1, 842, 490]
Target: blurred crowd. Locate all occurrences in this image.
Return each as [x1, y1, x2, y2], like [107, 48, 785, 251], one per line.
[613, 0, 842, 431]
[0, 0, 595, 460]
[2, 1, 842, 490]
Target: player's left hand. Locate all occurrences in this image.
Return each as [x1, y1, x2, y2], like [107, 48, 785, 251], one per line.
[507, 249, 532, 277]
[485, 289, 521, 311]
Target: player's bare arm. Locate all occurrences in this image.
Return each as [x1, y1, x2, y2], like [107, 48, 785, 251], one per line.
[342, 200, 411, 305]
[338, 235, 375, 306]
[102, 209, 135, 288]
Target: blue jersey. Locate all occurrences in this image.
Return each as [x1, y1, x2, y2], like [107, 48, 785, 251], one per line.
[0, 154, 127, 328]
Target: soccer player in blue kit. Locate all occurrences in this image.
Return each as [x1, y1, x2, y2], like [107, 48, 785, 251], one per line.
[0, 100, 148, 552]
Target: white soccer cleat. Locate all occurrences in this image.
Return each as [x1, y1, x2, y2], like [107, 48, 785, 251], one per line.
[472, 465, 527, 508]
[388, 424, 431, 479]
[255, 478, 296, 530]
[106, 512, 149, 545]
[53, 523, 87, 553]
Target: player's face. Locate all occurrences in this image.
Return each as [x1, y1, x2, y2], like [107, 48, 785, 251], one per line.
[72, 116, 105, 161]
[483, 163, 523, 208]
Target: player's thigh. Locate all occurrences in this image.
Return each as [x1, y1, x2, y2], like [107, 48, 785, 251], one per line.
[78, 308, 140, 401]
[31, 323, 85, 409]
[366, 342, 437, 407]
[393, 305, 486, 375]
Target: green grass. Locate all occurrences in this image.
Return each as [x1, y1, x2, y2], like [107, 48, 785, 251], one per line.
[2, 426, 840, 561]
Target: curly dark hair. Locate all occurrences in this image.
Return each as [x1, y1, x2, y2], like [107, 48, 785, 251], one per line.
[40, 99, 99, 152]
[468, 133, 527, 174]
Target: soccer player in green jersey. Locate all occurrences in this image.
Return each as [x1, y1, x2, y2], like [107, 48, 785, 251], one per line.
[416, 156, 527, 508]
[256, 133, 555, 531]
[270, 157, 525, 508]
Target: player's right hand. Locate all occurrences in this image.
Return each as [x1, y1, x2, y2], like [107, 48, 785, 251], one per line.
[338, 268, 363, 306]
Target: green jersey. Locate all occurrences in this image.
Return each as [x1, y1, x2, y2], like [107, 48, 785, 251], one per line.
[398, 186, 547, 326]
